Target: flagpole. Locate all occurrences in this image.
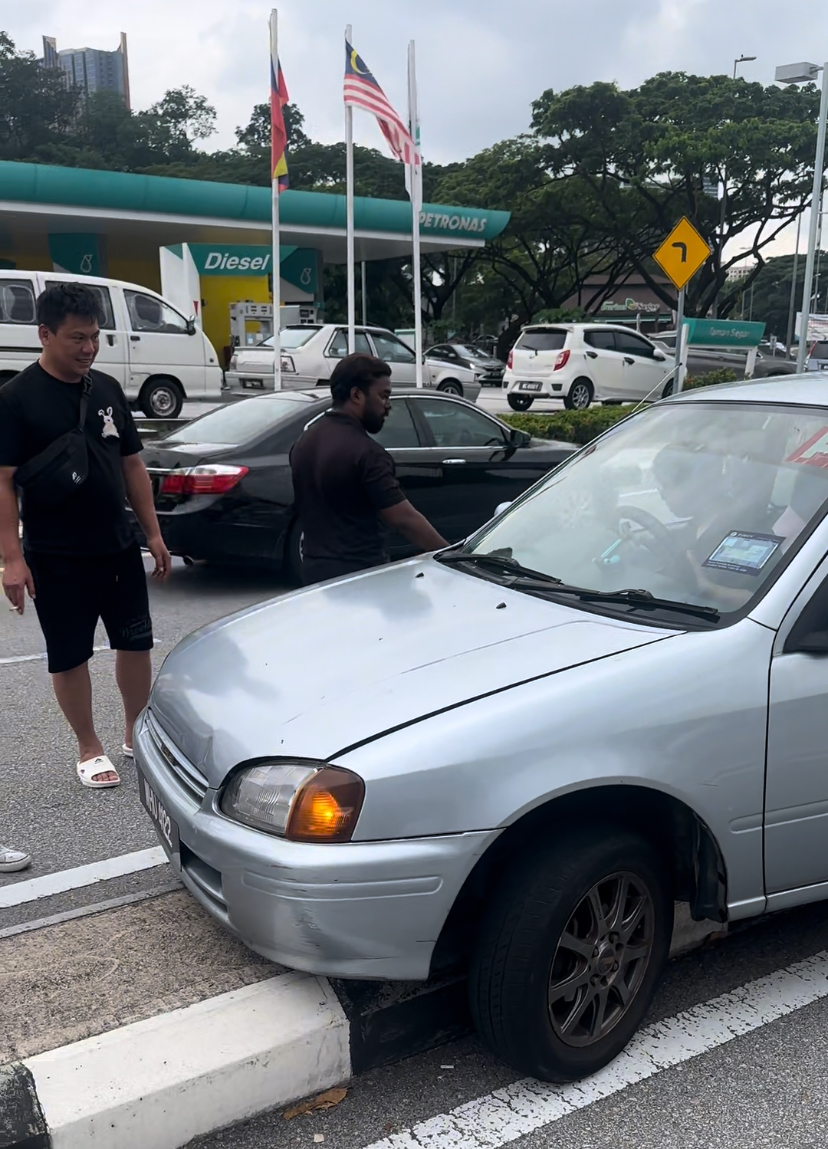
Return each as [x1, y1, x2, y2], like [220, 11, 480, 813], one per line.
[270, 9, 282, 390]
[345, 25, 356, 354]
[408, 40, 424, 387]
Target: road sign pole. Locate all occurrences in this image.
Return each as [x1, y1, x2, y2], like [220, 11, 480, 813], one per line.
[674, 287, 686, 392]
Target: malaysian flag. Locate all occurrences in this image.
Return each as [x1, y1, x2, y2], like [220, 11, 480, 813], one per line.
[344, 41, 420, 167]
[270, 49, 289, 190]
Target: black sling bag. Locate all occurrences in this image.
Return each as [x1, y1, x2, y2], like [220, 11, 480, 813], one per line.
[14, 376, 92, 508]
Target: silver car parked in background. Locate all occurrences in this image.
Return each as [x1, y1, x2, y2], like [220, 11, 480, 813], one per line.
[136, 374, 828, 1084]
[225, 323, 483, 402]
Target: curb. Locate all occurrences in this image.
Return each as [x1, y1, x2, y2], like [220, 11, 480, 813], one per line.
[0, 906, 726, 1149]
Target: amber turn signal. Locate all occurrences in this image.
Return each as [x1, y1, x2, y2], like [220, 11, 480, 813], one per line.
[286, 766, 365, 843]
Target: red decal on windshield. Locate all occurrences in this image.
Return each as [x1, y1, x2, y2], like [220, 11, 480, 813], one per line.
[787, 427, 828, 468]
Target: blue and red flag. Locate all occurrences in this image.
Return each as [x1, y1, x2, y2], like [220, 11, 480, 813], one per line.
[270, 51, 289, 191]
[344, 41, 419, 166]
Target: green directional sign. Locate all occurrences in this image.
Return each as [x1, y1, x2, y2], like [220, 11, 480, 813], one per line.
[682, 319, 765, 348]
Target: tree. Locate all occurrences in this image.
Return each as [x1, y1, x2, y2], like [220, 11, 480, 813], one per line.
[0, 32, 80, 160]
[744, 252, 828, 341]
[235, 101, 310, 152]
[530, 72, 823, 317]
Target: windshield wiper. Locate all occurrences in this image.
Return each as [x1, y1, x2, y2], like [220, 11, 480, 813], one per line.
[436, 550, 562, 584]
[504, 578, 720, 621]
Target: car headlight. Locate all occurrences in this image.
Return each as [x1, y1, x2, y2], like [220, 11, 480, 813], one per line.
[220, 760, 365, 842]
[281, 355, 296, 373]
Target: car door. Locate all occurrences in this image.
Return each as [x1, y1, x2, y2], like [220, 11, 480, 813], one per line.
[582, 329, 625, 397]
[613, 330, 669, 399]
[407, 395, 527, 541]
[370, 396, 443, 556]
[324, 328, 372, 379]
[124, 288, 204, 396]
[367, 331, 418, 385]
[44, 279, 128, 388]
[764, 547, 828, 895]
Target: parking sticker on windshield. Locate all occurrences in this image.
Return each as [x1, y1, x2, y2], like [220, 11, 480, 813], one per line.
[787, 427, 828, 468]
[703, 531, 784, 576]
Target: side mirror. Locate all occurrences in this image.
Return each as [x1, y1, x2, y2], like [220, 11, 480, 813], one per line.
[510, 427, 531, 447]
[186, 317, 197, 336]
[654, 351, 667, 362]
[494, 501, 512, 517]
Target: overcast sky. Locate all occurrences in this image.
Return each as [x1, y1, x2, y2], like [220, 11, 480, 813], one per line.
[9, 0, 828, 255]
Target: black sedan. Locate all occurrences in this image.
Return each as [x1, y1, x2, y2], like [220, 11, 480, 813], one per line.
[138, 389, 575, 580]
[425, 343, 506, 386]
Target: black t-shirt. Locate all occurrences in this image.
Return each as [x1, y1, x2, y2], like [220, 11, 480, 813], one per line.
[0, 362, 143, 555]
[289, 410, 406, 565]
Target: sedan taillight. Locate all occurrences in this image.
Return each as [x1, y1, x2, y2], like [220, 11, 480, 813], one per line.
[554, 350, 571, 371]
[161, 465, 249, 496]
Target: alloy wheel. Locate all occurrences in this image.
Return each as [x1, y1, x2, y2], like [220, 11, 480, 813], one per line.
[570, 383, 591, 409]
[547, 871, 655, 1047]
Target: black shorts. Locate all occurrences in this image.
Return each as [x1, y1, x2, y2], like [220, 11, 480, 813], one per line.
[27, 543, 153, 674]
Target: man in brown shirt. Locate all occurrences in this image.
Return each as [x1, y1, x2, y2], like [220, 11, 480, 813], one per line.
[290, 353, 447, 584]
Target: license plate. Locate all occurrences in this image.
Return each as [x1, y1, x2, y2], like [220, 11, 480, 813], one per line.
[242, 379, 265, 389]
[519, 382, 543, 392]
[137, 767, 180, 859]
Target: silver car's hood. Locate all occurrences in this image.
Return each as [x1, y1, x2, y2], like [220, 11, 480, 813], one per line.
[150, 559, 675, 786]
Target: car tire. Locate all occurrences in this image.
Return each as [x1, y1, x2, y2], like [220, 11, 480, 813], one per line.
[437, 380, 463, 396]
[140, 377, 184, 419]
[469, 825, 672, 1083]
[285, 519, 305, 585]
[662, 379, 674, 398]
[564, 379, 593, 410]
[507, 394, 534, 411]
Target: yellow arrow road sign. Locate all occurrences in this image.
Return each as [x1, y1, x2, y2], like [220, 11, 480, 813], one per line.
[653, 218, 712, 291]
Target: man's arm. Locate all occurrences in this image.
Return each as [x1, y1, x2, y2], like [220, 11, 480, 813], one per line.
[0, 467, 34, 614]
[381, 500, 448, 552]
[122, 454, 171, 579]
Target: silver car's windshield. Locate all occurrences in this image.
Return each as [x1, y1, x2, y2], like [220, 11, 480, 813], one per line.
[463, 402, 828, 620]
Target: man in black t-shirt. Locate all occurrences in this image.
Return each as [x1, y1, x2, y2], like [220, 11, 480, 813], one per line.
[0, 283, 171, 791]
[290, 353, 447, 585]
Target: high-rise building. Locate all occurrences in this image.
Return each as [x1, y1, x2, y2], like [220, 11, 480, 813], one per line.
[41, 33, 131, 110]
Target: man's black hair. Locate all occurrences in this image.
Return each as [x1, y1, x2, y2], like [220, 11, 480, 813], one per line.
[330, 353, 391, 405]
[37, 282, 104, 333]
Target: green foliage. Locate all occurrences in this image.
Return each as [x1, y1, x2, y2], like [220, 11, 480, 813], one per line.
[682, 368, 739, 390]
[743, 252, 828, 340]
[502, 407, 632, 444]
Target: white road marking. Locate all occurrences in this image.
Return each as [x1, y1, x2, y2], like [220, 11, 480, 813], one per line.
[0, 847, 168, 908]
[363, 948, 828, 1149]
[0, 879, 182, 938]
[0, 644, 112, 667]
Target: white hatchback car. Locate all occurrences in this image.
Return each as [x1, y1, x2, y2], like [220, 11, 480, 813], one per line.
[226, 324, 483, 403]
[504, 323, 671, 411]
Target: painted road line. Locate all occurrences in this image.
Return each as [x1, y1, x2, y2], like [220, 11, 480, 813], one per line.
[0, 879, 182, 939]
[0, 847, 168, 909]
[0, 641, 160, 667]
[362, 948, 828, 1149]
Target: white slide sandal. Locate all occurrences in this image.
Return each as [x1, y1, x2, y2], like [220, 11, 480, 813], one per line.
[121, 744, 134, 759]
[76, 755, 121, 789]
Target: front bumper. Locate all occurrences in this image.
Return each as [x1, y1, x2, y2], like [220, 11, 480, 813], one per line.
[134, 710, 493, 980]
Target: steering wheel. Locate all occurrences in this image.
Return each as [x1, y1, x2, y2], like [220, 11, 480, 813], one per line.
[614, 506, 697, 585]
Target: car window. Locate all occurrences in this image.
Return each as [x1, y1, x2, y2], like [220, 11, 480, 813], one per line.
[162, 395, 312, 446]
[584, 330, 617, 351]
[125, 290, 188, 334]
[327, 329, 372, 358]
[258, 327, 321, 350]
[370, 332, 417, 363]
[614, 331, 656, 358]
[46, 281, 116, 330]
[810, 342, 828, 359]
[428, 345, 454, 359]
[0, 281, 36, 324]
[370, 398, 420, 448]
[414, 397, 509, 448]
[517, 329, 567, 352]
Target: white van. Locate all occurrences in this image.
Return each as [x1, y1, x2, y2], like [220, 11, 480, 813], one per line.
[0, 270, 223, 417]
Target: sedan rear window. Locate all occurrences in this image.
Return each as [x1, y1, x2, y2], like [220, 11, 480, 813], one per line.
[161, 396, 312, 446]
[257, 327, 320, 350]
[517, 329, 567, 352]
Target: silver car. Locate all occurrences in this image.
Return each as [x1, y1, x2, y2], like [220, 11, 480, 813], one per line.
[136, 374, 828, 1083]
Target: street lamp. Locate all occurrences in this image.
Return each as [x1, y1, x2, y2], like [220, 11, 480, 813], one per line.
[734, 54, 757, 79]
[776, 61, 828, 373]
